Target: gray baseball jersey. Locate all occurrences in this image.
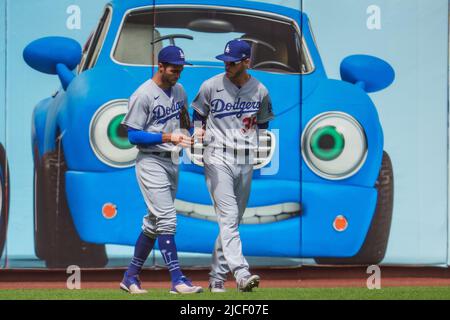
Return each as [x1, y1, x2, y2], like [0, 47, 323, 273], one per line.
[122, 79, 188, 153]
[191, 73, 274, 151]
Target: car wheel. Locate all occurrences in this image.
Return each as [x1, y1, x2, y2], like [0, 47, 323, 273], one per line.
[0, 144, 9, 262]
[315, 151, 394, 265]
[35, 136, 108, 268]
[33, 142, 49, 260]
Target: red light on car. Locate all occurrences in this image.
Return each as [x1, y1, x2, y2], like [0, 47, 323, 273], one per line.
[102, 203, 117, 219]
[333, 215, 348, 232]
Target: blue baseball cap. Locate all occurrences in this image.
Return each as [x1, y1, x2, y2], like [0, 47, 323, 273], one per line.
[216, 39, 251, 62]
[158, 46, 192, 65]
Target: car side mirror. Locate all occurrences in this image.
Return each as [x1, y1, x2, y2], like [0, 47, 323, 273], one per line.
[340, 55, 395, 93]
[23, 37, 82, 91]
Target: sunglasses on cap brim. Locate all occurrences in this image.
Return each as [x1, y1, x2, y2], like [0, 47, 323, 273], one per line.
[225, 58, 249, 66]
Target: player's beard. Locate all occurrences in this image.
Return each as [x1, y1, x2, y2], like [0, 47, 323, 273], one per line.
[161, 72, 178, 87]
[226, 66, 244, 81]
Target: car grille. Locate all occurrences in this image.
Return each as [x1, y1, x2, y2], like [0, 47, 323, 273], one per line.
[187, 130, 275, 169]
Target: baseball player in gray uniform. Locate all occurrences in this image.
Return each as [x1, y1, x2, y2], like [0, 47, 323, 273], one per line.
[191, 39, 275, 292]
[120, 46, 203, 294]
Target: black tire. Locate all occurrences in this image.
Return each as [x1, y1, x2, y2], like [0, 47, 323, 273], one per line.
[0, 144, 9, 261]
[33, 142, 49, 260]
[34, 136, 108, 268]
[315, 151, 394, 265]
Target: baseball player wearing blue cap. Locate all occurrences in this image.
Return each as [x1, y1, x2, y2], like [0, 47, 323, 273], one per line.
[120, 46, 203, 294]
[191, 39, 275, 292]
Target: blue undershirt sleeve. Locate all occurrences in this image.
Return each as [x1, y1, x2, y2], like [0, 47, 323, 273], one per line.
[258, 122, 269, 129]
[127, 128, 163, 145]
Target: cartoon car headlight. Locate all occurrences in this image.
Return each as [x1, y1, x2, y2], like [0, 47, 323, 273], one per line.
[301, 112, 367, 180]
[90, 99, 138, 168]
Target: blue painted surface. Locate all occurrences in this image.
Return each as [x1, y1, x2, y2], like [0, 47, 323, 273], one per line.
[340, 55, 395, 93]
[66, 168, 376, 258]
[23, 37, 81, 74]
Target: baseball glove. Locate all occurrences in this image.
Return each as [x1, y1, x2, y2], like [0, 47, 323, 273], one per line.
[180, 107, 191, 130]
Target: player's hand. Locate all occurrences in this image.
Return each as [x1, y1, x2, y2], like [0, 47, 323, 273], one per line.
[194, 128, 206, 144]
[165, 133, 193, 148]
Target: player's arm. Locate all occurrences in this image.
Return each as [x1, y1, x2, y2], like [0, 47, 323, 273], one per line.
[127, 128, 163, 145]
[191, 82, 211, 117]
[256, 94, 274, 153]
[180, 91, 192, 132]
[191, 82, 211, 141]
[122, 94, 165, 146]
[193, 110, 207, 128]
[127, 127, 192, 148]
[256, 93, 275, 126]
[122, 93, 150, 131]
[191, 110, 207, 142]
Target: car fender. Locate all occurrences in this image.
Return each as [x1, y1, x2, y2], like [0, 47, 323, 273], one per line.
[301, 78, 384, 187]
[57, 66, 144, 171]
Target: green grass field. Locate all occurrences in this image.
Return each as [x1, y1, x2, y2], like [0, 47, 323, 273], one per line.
[1, 287, 450, 300]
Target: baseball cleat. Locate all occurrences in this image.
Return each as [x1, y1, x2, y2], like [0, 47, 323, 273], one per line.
[170, 276, 203, 294]
[120, 271, 148, 294]
[209, 280, 226, 293]
[237, 274, 260, 292]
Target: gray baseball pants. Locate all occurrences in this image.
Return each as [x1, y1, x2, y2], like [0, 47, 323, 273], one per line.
[135, 151, 179, 239]
[204, 147, 253, 283]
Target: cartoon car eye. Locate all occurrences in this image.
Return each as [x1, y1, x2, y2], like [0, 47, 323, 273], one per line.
[302, 112, 367, 180]
[89, 100, 138, 168]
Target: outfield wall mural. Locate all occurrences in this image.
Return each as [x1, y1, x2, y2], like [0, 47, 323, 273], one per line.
[0, 0, 448, 268]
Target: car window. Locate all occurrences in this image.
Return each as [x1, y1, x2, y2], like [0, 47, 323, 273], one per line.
[78, 32, 93, 73]
[80, 7, 112, 72]
[112, 8, 314, 74]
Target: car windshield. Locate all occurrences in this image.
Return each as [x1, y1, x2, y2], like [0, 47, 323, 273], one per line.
[112, 7, 313, 74]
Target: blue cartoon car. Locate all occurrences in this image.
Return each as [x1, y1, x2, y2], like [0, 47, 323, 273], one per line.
[24, 0, 394, 268]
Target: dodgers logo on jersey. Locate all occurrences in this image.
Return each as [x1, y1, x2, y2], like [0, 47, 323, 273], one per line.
[153, 100, 184, 124]
[210, 98, 260, 119]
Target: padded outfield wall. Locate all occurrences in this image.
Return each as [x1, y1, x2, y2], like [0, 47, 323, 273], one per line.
[0, 0, 448, 268]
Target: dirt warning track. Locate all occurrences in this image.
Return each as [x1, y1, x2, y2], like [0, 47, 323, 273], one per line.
[1, 267, 450, 290]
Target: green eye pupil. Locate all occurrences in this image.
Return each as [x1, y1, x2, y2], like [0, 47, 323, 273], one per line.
[108, 114, 134, 150]
[310, 126, 345, 161]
